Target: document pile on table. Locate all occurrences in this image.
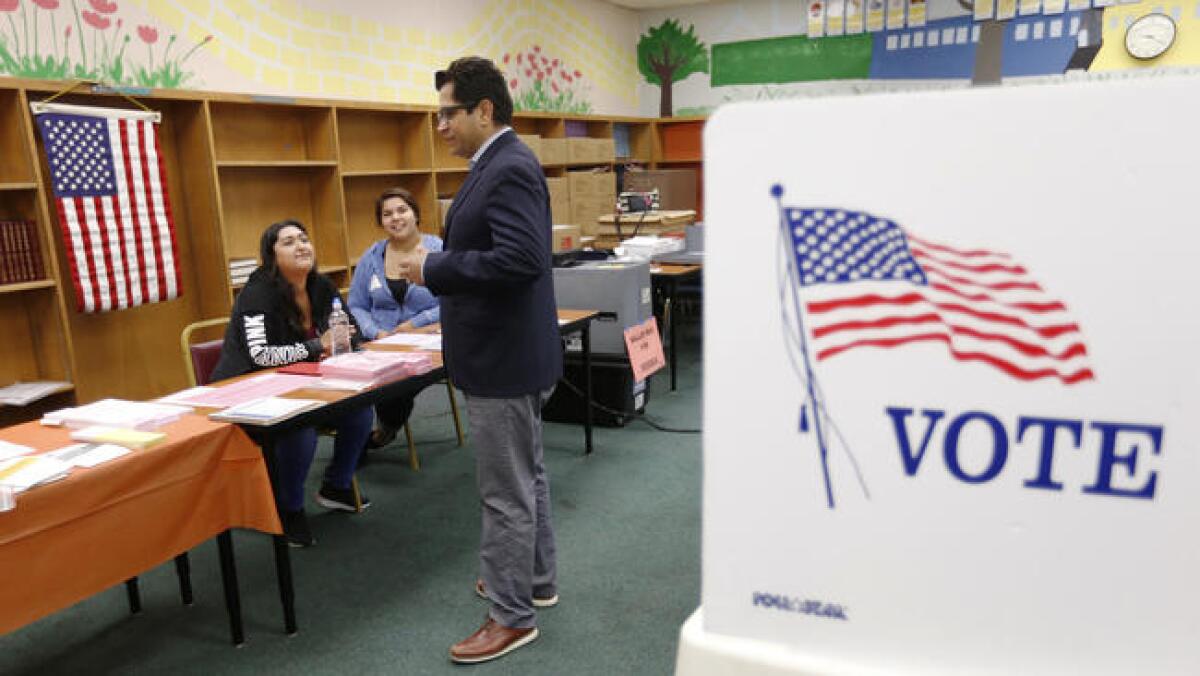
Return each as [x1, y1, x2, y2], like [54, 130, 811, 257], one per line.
[209, 396, 324, 425]
[374, 332, 443, 350]
[160, 373, 314, 409]
[42, 399, 191, 430]
[0, 381, 72, 406]
[320, 351, 434, 384]
[0, 455, 70, 493]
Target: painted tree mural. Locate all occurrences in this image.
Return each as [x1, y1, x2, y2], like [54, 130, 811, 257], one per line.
[638, 18, 708, 117]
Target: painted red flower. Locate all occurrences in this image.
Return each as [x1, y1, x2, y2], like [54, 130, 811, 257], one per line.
[65, 25, 71, 37]
[536, 71, 544, 81]
[137, 24, 158, 44]
[533, 45, 540, 52]
[0, 0, 19, 12]
[88, 0, 117, 13]
[551, 82, 559, 94]
[541, 57, 548, 66]
[574, 70, 582, 78]
[502, 53, 510, 64]
[34, 0, 61, 10]
[82, 10, 111, 29]
[509, 78, 517, 89]
[525, 69, 532, 77]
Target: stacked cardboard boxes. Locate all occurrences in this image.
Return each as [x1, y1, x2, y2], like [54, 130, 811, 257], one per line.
[517, 134, 543, 163]
[541, 137, 567, 165]
[546, 176, 570, 225]
[568, 170, 616, 235]
[566, 137, 616, 164]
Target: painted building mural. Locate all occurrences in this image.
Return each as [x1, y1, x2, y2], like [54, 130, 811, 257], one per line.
[0, 0, 642, 115]
[639, 0, 1200, 117]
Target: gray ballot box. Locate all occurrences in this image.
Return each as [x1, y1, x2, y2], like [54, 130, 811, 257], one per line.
[552, 260, 651, 357]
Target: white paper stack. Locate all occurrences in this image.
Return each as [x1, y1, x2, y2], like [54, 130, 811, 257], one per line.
[0, 455, 71, 493]
[43, 399, 191, 430]
[0, 381, 71, 406]
[209, 397, 324, 425]
[0, 440, 34, 461]
[374, 333, 443, 350]
[618, 235, 684, 261]
[320, 351, 434, 383]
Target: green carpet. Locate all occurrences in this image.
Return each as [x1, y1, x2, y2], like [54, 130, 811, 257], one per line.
[0, 319, 703, 675]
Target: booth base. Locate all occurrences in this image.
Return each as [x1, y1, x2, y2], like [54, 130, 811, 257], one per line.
[674, 608, 885, 676]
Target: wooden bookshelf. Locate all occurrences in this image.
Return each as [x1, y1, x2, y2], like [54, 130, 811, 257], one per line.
[0, 75, 704, 406]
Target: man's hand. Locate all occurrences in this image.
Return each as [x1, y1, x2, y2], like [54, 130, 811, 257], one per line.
[396, 246, 428, 285]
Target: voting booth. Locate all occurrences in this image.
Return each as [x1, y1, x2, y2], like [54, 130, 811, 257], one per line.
[681, 75, 1200, 674]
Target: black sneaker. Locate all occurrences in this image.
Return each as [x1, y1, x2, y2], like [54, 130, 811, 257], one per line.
[316, 484, 371, 512]
[365, 426, 398, 450]
[281, 509, 315, 548]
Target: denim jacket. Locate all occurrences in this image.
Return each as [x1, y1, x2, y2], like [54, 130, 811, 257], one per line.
[348, 235, 442, 340]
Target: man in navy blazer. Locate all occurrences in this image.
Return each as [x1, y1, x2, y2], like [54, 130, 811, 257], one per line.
[395, 56, 562, 664]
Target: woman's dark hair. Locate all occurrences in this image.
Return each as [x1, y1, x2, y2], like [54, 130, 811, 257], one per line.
[375, 187, 421, 227]
[259, 219, 320, 337]
[434, 56, 513, 126]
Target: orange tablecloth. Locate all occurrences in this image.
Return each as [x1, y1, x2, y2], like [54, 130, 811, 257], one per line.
[0, 415, 281, 634]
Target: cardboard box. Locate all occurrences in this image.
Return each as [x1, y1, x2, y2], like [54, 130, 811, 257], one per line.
[541, 138, 566, 165]
[552, 224, 582, 252]
[517, 134, 542, 163]
[592, 137, 616, 163]
[568, 171, 594, 200]
[566, 137, 591, 164]
[591, 171, 616, 200]
[572, 196, 616, 235]
[623, 169, 698, 212]
[546, 177, 571, 225]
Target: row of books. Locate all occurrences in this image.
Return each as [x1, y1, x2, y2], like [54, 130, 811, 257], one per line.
[229, 257, 257, 286]
[0, 220, 45, 285]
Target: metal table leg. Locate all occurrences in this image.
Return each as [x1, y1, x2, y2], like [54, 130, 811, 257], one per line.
[582, 321, 593, 454]
[259, 437, 298, 635]
[216, 530, 245, 646]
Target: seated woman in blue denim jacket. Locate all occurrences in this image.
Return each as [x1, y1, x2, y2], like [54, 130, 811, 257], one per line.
[348, 187, 443, 452]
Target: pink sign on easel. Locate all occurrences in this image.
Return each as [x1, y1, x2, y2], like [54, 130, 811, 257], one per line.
[623, 318, 666, 382]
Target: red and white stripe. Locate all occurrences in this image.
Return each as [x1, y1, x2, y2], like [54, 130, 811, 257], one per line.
[55, 116, 179, 312]
[803, 232, 1095, 384]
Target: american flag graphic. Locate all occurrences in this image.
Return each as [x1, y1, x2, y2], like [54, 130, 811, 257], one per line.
[34, 105, 180, 313]
[783, 206, 1094, 385]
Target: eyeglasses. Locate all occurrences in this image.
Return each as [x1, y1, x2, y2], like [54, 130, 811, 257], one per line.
[436, 102, 476, 124]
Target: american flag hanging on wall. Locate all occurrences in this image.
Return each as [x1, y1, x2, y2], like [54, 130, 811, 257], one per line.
[782, 206, 1094, 385]
[32, 103, 181, 313]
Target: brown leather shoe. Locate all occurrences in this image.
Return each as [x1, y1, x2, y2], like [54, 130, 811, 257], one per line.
[475, 578, 559, 608]
[449, 617, 538, 664]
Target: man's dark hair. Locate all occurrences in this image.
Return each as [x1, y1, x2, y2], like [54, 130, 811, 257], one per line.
[435, 56, 513, 126]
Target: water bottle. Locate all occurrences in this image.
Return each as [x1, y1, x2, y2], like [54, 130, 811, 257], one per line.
[328, 298, 351, 356]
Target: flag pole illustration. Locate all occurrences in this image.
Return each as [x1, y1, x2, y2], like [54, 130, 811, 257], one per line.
[773, 184, 836, 509]
[774, 183, 1094, 507]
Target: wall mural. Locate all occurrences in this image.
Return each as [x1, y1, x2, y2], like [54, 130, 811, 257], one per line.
[637, 18, 709, 117]
[640, 0, 1200, 117]
[503, 44, 592, 113]
[0, 0, 642, 116]
[0, 0, 211, 86]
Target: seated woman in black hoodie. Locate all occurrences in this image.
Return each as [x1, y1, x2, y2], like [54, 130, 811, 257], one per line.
[211, 219, 373, 547]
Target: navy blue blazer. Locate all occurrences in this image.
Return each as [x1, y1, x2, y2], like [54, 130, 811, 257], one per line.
[423, 131, 562, 397]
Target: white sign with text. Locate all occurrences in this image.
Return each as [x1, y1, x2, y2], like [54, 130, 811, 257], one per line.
[702, 75, 1199, 674]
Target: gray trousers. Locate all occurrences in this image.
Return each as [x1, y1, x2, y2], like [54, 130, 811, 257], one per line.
[465, 388, 557, 629]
